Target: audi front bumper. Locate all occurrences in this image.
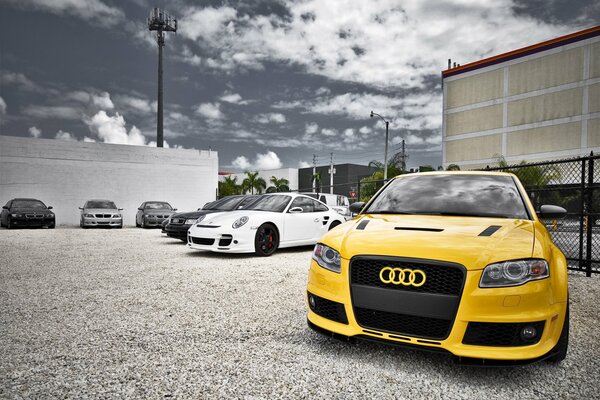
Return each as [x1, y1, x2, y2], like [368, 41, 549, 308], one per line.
[306, 258, 568, 363]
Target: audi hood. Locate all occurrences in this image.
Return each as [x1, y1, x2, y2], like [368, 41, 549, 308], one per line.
[323, 214, 536, 271]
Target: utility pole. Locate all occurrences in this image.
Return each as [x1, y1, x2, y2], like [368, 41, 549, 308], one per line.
[312, 154, 316, 192]
[328, 152, 336, 194]
[370, 111, 390, 181]
[148, 8, 177, 148]
[401, 139, 406, 171]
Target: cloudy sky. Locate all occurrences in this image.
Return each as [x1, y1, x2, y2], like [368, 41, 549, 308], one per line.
[0, 0, 597, 171]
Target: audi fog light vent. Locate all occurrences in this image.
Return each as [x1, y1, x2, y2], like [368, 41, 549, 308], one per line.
[480, 259, 549, 288]
[521, 326, 537, 340]
[312, 243, 341, 273]
[308, 294, 316, 309]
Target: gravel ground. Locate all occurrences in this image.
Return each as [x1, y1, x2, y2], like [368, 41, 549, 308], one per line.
[1, 227, 599, 399]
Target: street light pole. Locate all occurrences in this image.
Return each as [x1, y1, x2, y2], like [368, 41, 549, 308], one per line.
[370, 111, 390, 181]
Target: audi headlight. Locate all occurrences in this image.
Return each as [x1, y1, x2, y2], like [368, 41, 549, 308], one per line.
[232, 216, 249, 229]
[312, 243, 341, 273]
[480, 259, 549, 288]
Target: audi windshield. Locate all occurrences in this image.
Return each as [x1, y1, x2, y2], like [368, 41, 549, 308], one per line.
[365, 174, 530, 219]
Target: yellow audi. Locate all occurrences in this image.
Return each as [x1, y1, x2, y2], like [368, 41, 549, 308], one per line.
[306, 171, 569, 365]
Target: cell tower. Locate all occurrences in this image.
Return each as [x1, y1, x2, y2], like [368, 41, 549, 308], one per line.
[148, 8, 177, 148]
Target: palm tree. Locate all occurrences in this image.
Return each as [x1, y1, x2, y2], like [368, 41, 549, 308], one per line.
[446, 164, 461, 171]
[268, 176, 290, 192]
[219, 176, 241, 197]
[242, 171, 266, 194]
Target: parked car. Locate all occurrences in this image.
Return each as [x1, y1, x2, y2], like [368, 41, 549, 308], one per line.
[1, 198, 55, 229]
[302, 192, 351, 220]
[306, 172, 569, 364]
[136, 201, 176, 228]
[164, 195, 260, 241]
[79, 199, 123, 228]
[187, 193, 346, 256]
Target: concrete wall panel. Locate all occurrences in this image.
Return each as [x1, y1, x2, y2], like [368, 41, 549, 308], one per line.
[446, 69, 503, 108]
[445, 135, 502, 162]
[508, 87, 583, 126]
[446, 104, 503, 136]
[507, 122, 581, 157]
[508, 48, 583, 95]
[589, 83, 600, 114]
[0, 136, 219, 225]
[591, 42, 600, 79]
[589, 118, 600, 148]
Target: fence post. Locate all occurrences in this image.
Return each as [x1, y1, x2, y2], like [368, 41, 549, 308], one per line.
[586, 156, 594, 277]
[579, 159, 586, 273]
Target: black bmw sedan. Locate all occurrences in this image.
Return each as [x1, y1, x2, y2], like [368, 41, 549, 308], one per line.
[164, 195, 259, 241]
[1, 198, 55, 229]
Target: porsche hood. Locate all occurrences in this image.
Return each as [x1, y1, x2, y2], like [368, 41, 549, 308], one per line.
[326, 214, 536, 271]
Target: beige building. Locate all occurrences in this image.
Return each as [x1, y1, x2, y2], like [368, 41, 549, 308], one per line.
[442, 26, 600, 169]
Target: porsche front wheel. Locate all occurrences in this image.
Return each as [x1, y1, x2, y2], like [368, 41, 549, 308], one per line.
[255, 223, 279, 257]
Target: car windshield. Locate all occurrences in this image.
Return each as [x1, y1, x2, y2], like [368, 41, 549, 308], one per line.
[365, 174, 529, 219]
[244, 195, 291, 212]
[86, 200, 117, 209]
[12, 199, 46, 209]
[145, 202, 172, 210]
[205, 196, 245, 211]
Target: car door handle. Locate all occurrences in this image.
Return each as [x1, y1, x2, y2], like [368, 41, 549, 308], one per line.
[314, 218, 320, 222]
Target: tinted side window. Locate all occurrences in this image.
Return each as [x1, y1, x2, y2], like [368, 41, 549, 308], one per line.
[313, 199, 328, 212]
[290, 197, 314, 212]
[319, 195, 326, 203]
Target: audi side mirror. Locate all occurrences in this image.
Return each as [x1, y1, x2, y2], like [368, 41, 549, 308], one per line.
[289, 207, 303, 213]
[538, 205, 567, 219]
[349, 202, 366, 214]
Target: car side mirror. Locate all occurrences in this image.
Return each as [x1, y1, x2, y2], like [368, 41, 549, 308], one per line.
[197, 208, 202, 211]
[289, 207, 303, 213]
[2, 206, 8, 209]
[78, 207, 83, 210]
[173, 208, 177, 211]
[538, 205, 567, 219]
[138, 207, 143, 210]
[118, 208, 123, 211]
[349, 202, 366, 214]
[47, 206, 53, 209]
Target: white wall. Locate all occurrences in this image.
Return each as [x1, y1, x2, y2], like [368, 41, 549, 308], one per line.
[220, 168, 299, 192]
[0, 136, 218, 225]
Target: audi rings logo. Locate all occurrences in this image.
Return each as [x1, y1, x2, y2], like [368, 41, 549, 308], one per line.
[379, 267, 427, 287]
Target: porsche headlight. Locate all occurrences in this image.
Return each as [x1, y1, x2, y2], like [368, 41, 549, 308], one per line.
[480, 259, 549, 288]
[232, 216, 249, 229]
[312, 243, 341, 273]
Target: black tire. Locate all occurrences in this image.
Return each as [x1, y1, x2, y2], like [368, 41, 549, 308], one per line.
[254, 223, 279, 256]
[7, 216, 13, 229]
[0, 217, 4, 228]
[328, 220, 342, 231]
[547, 301, 569, 362]
[136, 218, 140, 228]
[141, 218, 146, 229]
[48, 222, 55, 229]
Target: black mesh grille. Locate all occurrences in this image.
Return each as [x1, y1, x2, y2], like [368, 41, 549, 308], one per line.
[350, 257, 465, 295]
[308, 292, 348, 324]
[354, 307, 451, 339]
[219, 235, 233, 247]
[191, 237, 215, 246]
[463, 321, 545, 346]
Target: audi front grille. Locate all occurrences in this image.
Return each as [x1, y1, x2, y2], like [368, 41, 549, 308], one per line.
[350, 256, 466, 340]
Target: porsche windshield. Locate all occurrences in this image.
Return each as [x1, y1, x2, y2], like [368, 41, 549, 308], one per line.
[365, 174, 530, 219]
[244, 195, 291, 212]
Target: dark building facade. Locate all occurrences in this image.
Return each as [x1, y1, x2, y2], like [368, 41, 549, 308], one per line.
[298, 163, 378, 199]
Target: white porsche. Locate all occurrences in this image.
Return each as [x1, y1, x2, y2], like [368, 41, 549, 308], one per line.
[187, 193, 347, 256]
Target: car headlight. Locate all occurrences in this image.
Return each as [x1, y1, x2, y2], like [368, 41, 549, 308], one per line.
[11, 213, 18, 217]
[232, 216, 249, 229]
[114, 214, 122, 218]
[480, 259, 549, 288]
[84, 214, 94, 218]
[312, 243, 341, 273]
[185, 218, 198, 224]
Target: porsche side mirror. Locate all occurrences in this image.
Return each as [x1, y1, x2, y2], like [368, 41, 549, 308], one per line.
[138, 207, 143, 210]
[118, 208, 123, 211]
[538, 205, 567, 219]
[349, 202, 366, 214]
[47, 206, 53, 209]
[289, 207, 303, 213]
[173, 208, 177, 211]
[78, 207, 83, 210]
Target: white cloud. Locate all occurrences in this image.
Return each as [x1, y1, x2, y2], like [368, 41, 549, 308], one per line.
[298, 160, 311, 168]
[55, 130, 75, 141]
[253, 113, 286, 124]
[321, 128, 337, 137]
[305, 122, 319, 134]
[0, 71, 39, 91]
[85, 111, 146, 145]
[195, 102, 224, 120]
[179, 6, 237, 42]
[115, 94, 153, 114]
[91, 92, 114, 109]
[219, 92, 248, 104]
[0, 96, 6, 115]
[232, 151, 283, 171]
[4, 0, 125, 26]
[28, 126, 41, 138]
[83, 136, 96, 142]
[66, 91, 91, 103]
[359, 126, 373, 135]
[23, 105, 81, 120]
